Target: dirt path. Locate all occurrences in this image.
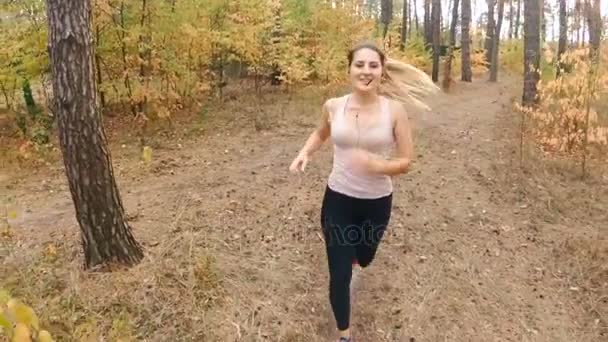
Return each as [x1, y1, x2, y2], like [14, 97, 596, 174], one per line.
[1, 77, 604, 342]
[343, 80, 579, 342]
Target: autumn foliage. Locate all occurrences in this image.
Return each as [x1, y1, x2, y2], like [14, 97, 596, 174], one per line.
[516, 45, 608, 174]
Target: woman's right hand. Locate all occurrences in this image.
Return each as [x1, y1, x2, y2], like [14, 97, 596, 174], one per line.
[289, 152, 309, 173]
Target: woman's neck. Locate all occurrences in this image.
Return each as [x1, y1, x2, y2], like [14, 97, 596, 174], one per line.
[351, 90, 380, 107]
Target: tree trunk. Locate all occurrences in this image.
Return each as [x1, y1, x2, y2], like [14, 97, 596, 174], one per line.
[485, 0, 496, 67]
[556, 0, 567, 77]
[575, 0, 582, 46]
[581, 0, 602, 178]
[582, 8, 586, 47]
[424, 0, 432, 48]
[586, 0, 602, 60]
[489, 0, 505, 82]
[45, 0, 144, 269]
[414, 0, 419, 33]
[515, 0, 521, 38]
[508, 0, 514, 39]
[540, 0, 546, 43]
[401, 0, 407, 49]
[407, 0, 412, 37]
[523, 0, 541, 106]
[552, 2, 557, 42]
[114, 1, 136, 117]
[138, 0, 151, 117]
[461, 0, 472, 81]
[443, 0, 460, 89]
[431, 0, 441, 82]
[446, 0, 453, 39]
[381, 0, 393, 40]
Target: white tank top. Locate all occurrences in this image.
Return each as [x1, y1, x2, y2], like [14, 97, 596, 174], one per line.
[327, 94, 395, 199]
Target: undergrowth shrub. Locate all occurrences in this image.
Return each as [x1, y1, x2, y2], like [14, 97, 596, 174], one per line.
[515, 47, 608, 175]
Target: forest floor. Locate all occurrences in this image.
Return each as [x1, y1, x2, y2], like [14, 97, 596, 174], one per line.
[1, 75, 606, 342]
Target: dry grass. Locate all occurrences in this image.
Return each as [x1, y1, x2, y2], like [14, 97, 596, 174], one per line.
[552, 238, 608, 340]
[1, 196, 323, 341]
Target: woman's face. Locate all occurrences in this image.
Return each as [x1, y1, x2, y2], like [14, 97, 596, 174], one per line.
[349, 48, 383, 94]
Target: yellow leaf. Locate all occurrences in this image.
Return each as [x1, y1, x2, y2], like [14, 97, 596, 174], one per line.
[7, 211, 17, 220]
[142, 146, 153, 164]
[0, 290, 9, 306]
[38, 330, 54, 342]
[13, 323, 31, 342]
[14, 303, 39, 331]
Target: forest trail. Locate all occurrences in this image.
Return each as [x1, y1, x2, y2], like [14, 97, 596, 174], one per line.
[1, 76, 605, 342]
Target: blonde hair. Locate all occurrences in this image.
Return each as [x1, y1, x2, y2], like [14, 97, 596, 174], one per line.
[347, 41, 439, 111]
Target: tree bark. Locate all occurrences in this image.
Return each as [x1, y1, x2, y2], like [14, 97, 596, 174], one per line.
[461, 0, 472, 82]
[431, 0, 441, 82]
[515, 0, 521, 38]
[381, 0, 393, 40]
[45, 0, 144, 269]
[540, 0, 546, 43]
[508, 0, 514, 39]
[523, 0, 541, 106]
[401, 0, 407, 49]
[407, 0, 412, 38]
[138, 0, 151, 116]
[586, 0, 602, 60]
[489, 0, 505, 82]
[414, 0, 419, 33]
[424, 0, 432, 48]
[485, 0, 496, 67]
[575, 0, 582, 46]
[556, 0, 567, 77]
[443, 0, 460, 89]
[94, 24, 105, 114]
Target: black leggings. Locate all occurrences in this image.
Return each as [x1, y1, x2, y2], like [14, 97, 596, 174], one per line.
[320, 185, 392, 331]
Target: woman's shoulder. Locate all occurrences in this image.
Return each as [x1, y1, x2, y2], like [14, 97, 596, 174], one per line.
[323, 94, 349, 120]
[324, 94, 349, 109]
[382, 96, 408, 125]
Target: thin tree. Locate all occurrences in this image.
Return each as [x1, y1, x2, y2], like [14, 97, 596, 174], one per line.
[413, 0, 419, 33]
[443, 0, 460, 89]
[514, 0, 521, 38]
[381, 0, 393, 41]
[508, 0, 514, 39]
[556, 0, 567, 78]
[523, 0, 541, 106]
[586, 0, 602, 59]
[431, 0, 441, 82]
[461, 0, 472, 81]
[401, 0, 408, 49]
[424, 0, 432, 48]
[485, 0, 496, 67]
[540, 0, 547, 43]
[489, 0, 505, 82]
[45, 0, 144, 269]
[582, 0, 603, 177]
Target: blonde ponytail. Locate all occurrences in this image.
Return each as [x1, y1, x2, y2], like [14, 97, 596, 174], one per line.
[379, 58, 440, 112]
